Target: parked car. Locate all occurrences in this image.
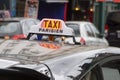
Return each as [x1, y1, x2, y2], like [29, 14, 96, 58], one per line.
[65, 21, 108, 46]
[0, 17, 40, 39]
[105, 10, 120, 47]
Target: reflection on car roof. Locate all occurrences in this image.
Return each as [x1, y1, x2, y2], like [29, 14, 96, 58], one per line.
[0, 39, 108, 64]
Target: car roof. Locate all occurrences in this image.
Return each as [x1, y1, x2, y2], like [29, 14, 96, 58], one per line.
[107, 10, 120, 24]
[0, 39, 119, 79]
[0, 39, 108, 66]
[0, 17, 24, 22]
[0, 17, 40, 22]
[65, 21, 91, 24]
[108, 10, 120, 13]
[0, 47, 119, 80]
[43, 47, 120, 79]
[9, 46, 120, 80]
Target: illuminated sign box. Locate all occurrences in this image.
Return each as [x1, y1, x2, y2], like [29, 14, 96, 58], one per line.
[96, 0, 105, 2]
[28, 18, 74, 36]
[97, 0, 120, 2]
[46, 0, 68, 3]
[40, 19, 63, 33]
[41, 20, 62, 30]
[114, 0, 120, 3]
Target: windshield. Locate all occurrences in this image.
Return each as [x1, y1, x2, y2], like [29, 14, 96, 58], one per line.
[22, 19, 40, 36]
[65, 23, 80, 37]
[0, 21, 22, 37]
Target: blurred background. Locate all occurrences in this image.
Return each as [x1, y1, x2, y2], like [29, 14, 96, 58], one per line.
[0, 0, 120, 34]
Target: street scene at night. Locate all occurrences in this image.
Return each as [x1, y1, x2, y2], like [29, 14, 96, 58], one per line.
[0, 0, 120, 80]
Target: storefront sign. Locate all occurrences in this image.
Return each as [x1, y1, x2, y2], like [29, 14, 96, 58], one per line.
[24, 0, 39, 18]
[46, 0, 68, 3]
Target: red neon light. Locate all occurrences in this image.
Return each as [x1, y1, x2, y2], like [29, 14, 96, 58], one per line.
[114, 0, 120, 3]
[12, 34, 27, 40]
[64, 3, 68, 21]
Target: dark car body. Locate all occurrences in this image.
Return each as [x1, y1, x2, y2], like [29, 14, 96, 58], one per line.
[105, 10, 120, 47]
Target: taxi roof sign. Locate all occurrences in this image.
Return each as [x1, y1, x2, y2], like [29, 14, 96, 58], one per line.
[41, 18, 62, 32]
[28, 18, 74, 36]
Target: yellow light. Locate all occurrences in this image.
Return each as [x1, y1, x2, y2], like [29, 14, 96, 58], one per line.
[4, 35, 10, 40]
[90, 8, 93, 12]
[84, 16, 87, 19]
[75, 7, 80, 11]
